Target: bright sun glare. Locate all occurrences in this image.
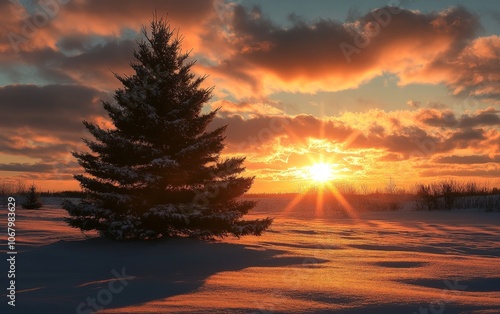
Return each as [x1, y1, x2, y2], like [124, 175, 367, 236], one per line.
[308, 163, 334, 183]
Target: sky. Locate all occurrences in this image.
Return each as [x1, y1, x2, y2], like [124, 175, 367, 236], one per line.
[0, 0, 499, 193]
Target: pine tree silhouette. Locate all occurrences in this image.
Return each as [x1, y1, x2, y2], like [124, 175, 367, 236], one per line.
[63, 17, 272, 240]
[22, 184, 42, 209]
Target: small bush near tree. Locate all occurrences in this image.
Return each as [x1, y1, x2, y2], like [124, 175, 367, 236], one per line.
[22, 184, 43, 209]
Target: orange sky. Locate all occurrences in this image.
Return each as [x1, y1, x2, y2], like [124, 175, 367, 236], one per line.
[0, 0, 499, 193]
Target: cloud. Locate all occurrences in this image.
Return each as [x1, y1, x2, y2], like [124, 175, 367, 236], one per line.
[0, 2, 497, 189]
[0, 161, 79, 173]
[0, 84, 107, 164]
[2, 3, 498, 102]
[0, 84, 104, 134]
[415, 108, 458, 127]
[1, 0, 217, 52]
[0, 162, 55, 173]
[419, 168, 500, 178]
[0, 96, 496, 188]
[445, 35, 500, 102]
[209, 114, 355, 152]
[201, 5, 500, 103]
[378, 153, 404, 162]
[448, 128, 486, 142]
[416, 107, 500, 128]
[211, 98, 285, 116]
[407, 100, 420, 108]
[0, 0, 219, 89]
[434, 155, 500, 164]
[209, 107, 499, 159]
[459, 107, 500, 128]
[0, 132, 73, 159]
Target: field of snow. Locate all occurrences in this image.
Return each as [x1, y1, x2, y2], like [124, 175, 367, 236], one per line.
[1, 197, 499, 313]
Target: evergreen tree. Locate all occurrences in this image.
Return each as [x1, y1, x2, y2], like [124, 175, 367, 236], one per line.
[22, 184, 42, 209]
[63, 17, 272, 240]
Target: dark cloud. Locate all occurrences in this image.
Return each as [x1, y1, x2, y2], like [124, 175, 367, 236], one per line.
[0, 162, 58, 173]
[435, 155, 500, 164]
[407, 100, 420, 108]
[416, 109, 458, 127]
[420, 168, 500, 178]
[369, 127, 443, 156]
[17, 48, 76, 83]
[368, 123, 385, 136]
[0, 0, 26, 54]
[0, 133, 73, 159]
[378, 153, 403, 162]
[65, 0, 216, 26]
[12, 39, 138, 88]
[0, 1, 497, 186]
[459, 107, 500, 128]
[0, 84, 105, 163]
[0, 84, 105, 133]
[61, 39, 137, 86]
[448, 128, 486, 142]
[0, 161, 81, 183]
[416, 107, 500, 128]
[203, 5, 496, 100]
[440, 128, 491, 154]
[57, 35, 89, 53]
[210, 114, 354, 150]
[209, 106, 499, 158]
[0, 0, 218, 89]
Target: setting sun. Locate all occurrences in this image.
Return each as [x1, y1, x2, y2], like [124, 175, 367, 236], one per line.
[308, 163, 334, 183]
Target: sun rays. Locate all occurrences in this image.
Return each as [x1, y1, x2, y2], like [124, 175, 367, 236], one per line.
[283, 158, 359, 220]
[308, 162, 335, 183]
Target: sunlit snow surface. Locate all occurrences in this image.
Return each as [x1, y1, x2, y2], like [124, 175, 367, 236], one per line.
[1, 197, 499, 313]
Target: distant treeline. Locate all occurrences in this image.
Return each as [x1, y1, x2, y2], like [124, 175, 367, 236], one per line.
[39, 191, 87, 198]
[0, 181, 86, 198]
[414, 180, 499, 211]
[246, 180, 500, 212]
[246, 180, 499, 198]
[1, 179, 498, 211]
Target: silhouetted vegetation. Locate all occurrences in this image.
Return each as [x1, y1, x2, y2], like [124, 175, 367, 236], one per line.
[0, 180, 28, 196]
[21, 184, 43, 209]
[247, 179, 499, 213]
[414, 180, 499, 211]
[2, 178, 498, 213]
[40, 190, 87, 198]
[63, 17, 272, 240]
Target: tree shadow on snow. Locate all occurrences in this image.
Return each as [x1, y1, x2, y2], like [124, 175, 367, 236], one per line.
[5, 237, 319, 313]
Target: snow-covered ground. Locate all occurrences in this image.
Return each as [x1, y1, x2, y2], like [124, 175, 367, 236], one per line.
[1, 197, 499, 313]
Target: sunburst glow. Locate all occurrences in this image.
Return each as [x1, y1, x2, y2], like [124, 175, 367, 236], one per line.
[308, 163, 334, 183]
